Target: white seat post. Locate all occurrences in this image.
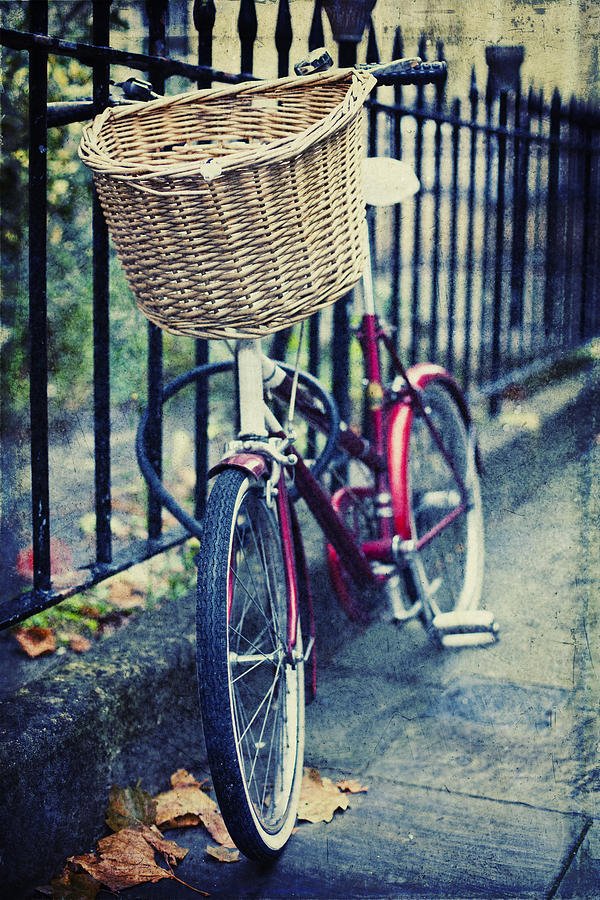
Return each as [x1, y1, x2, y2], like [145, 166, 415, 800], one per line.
[236, 339, 267, 437]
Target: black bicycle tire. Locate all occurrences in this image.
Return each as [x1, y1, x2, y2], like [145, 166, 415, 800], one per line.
[196, 468, 304, 861]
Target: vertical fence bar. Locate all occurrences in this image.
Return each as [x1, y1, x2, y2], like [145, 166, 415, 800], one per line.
[580, 113, 593, 340]
[509, 90, 525, 336]
[429, 40, 445, 362]
[510, 89, 530, 366]
[28, 0, 51, 591]
[238, 0, 257, 75]
[193, 0, 215, 520]
[331, 37, 357, 422]
[447, 97, 460, 373]
[478, 86, 494, 381]
[366, 17, 379, 287]
[410, 35, 427, 364]
[490, 91, 508, 415]
[92, 1, 112, 565]
[275, 0, 292, 77]
[270, 0, 294, 370]
[463, 69, 478, 387]
[309, 0, 324, 51]
[591, 123, 600, 335]
[308, 0, 324, 378]
[564, 96, 578, 349]
[146, 0, 167, 540]
[269, 0, 294, 362]
[389, 26, 404, 369]
[544, 89, 562, 343]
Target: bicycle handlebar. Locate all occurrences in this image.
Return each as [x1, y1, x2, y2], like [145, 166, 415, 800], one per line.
[359, 58, 447, 87]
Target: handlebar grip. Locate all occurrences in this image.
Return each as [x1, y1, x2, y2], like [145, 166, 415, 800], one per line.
[367, 58, 447, 87]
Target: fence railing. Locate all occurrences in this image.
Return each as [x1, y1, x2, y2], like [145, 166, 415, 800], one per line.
[366, 34, 600, 405]
[1, 0, 599, 628]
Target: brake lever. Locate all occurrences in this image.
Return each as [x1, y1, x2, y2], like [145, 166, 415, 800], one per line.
[111, 77, 162, 102]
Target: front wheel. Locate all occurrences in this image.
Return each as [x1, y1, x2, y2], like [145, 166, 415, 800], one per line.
[404, 380, 484, 622]
[196, 469, 304, 862]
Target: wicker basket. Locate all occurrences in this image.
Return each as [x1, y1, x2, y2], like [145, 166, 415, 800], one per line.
[79, 69, 375, 340]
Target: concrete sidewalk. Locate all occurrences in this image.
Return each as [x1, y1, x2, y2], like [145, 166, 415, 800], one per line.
[1, 357, 599, 897]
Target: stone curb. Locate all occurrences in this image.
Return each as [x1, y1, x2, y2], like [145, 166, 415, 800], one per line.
[1, 361, 598, 895]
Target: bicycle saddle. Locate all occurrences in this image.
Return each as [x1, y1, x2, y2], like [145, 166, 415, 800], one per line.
[363, 156, 420, 207]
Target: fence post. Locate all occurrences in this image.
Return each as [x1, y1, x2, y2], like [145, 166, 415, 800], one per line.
[238, 0, 257, 75]
[579, 107, 594, 340]
[308, 0, 325, 381]
[490, 91, 508, 416]
[332, 26, 357, 421]
[509, 86, 529, 342]
[275, 0, 292, 77]
[309, 0, 324, 51]
[478, 79, 494, 382]
[410, 33, 427, 365]
[463, 67, 479, 387]
[28, 0, 51, 592]
[447, 96, 460, 373]
[544, 89, 562, 342]
[429, 39, 446, 363]
[145, 0, 167, 540]
[193, 0, 215, 519]
[92, 1, 112, 566]
[389, 26, 404, 364]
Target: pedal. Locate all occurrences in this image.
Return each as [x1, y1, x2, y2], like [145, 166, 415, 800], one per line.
[432, 609, 499, 648]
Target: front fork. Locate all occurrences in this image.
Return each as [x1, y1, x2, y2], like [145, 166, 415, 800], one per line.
[221, 338, 311, 667]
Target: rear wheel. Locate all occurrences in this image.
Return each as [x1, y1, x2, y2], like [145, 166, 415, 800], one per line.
[406, 380, 484, 622]
[196, 469, 304, 862]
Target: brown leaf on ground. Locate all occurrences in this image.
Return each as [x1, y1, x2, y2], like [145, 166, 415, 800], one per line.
[154, 782, 216, 827]
[142, 824, 189, 866]
[206, 845, 241, 863]
[336, 778, 369, 794]
[105, 783, 157, 832]
[14, 626, 56, 658]
[199, 809, 236, 849]
[69, 825, 187, 892]
[48, 866, 100, 899]
[297, 768, 350, 824]
[170, 768, 205, 789]
[154, 771, 235, 848]
[68, 634, 92, 653]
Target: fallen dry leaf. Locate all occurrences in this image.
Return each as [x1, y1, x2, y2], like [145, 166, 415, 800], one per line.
[14, 626, 56, 658]
[68, 825, 188, 891]
[199, 808, 236, 848]
[154, 770, 235, 848]
[297, 768, 350, 824]
[142, 824, 189, 866]
[105, 783, 156, 832]
[206, 845, 240, 863]
[337, 778, 369, 794]
[68, 634, 91, 653]
[170, 768, 205, 788]
[69, 825, 187, 892]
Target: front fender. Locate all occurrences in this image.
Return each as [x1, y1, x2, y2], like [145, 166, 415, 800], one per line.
[208, 452, 269, 481]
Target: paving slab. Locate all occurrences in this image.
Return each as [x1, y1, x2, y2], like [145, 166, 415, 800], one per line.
[89, 777, 591, 900]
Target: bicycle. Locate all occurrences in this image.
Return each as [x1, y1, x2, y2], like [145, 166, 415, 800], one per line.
[81, 51, 498, 864]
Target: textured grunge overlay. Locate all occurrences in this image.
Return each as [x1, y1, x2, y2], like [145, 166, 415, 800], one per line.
[0, 2, 598, 897]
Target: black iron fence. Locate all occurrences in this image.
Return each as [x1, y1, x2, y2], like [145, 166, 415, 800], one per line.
[366, 32, 600, 403]
[1, 0, 599, 627]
